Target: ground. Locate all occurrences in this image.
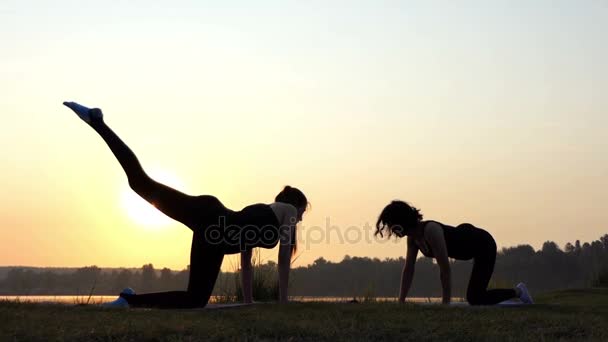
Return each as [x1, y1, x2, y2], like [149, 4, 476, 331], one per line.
[1, 288, 607, 341]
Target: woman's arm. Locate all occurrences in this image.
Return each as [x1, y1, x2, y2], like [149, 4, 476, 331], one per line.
[240, 249, 253, 303]
[278, 241, 292, 303]
[399, 237, 419, 303]
[277, 205, 298, 303]
[425, 222, 451, 304]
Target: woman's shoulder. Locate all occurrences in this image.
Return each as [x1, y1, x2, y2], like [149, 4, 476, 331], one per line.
[269, 202, 297, 212]
[269, 202, 297, 221]
[240, 202, 270, 211]
[423, 220, 459, 229]
[421, 220, 445, 228]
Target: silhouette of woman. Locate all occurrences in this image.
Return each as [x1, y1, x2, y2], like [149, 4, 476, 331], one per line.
[63, 102, 308, 309]
[376, 200, 533, 305]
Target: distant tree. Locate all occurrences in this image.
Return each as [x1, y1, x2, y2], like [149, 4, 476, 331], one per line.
[5, 268, 35, 294]
[600, 234, 608, 249]
[111, 269, 134, 293]
[174, 267, 189, 289]
[574, 240, 582, 255]
[40, 270, 60, 293]
[159, 268, 173, 291]
[542, 241, 562, 254]
[72, 266, 101, 294]
[313, 257, 328, 267]
[565, 242, 575, 254]
[141, 264, 157, 292]
[2, 233, 608, 297]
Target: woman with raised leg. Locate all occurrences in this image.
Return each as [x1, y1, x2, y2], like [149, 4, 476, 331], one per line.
[63, 101, 308, 309]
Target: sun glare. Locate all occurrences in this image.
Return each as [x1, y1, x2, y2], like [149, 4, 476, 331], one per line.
[120, 169, 187, 229]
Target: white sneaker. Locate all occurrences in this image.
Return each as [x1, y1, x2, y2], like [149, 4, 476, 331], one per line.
[101, 288, 135, 308]
[63, 101, 103, 123]
[516, 282, 534, 304]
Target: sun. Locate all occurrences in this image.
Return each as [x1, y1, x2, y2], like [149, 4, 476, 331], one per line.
[120, 169, 187, 229]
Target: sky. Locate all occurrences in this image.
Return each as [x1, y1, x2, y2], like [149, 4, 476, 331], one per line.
[1, 0, 607, 270]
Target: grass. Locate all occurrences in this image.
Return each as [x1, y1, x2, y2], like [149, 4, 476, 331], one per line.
[215, 249, 304, 304]
[1, 288, 608, 341]
[233, 250, 280, 303]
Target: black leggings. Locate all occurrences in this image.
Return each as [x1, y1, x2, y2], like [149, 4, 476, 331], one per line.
[90, 118, 223, 308]
[466, 236, 516, 305]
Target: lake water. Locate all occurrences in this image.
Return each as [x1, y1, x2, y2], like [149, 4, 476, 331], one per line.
[0, 295, 448, 305]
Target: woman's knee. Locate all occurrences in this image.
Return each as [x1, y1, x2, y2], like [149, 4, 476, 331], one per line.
[187, 290, 211, 308]
[466, 292, 485, 306]
[128, 175, 154, 196]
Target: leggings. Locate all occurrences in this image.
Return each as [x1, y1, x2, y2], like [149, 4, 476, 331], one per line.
[90, 118, 223, 308]
[466, 234, 516, 305]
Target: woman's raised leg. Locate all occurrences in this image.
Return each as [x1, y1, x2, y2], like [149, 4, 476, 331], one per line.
[65, 102, 225, 308]
[64, 102, 200, 228]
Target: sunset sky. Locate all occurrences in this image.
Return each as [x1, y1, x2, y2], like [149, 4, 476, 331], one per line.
[1, 0, 607, 271]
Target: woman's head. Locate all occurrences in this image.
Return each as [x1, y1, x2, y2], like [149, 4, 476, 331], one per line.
[375, 200, 423, 238]
[275, 185, 308, 222]
[275, 186, 308, 256]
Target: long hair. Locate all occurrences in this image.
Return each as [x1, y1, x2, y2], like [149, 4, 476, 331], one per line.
[375, 200, 423, 238]
[275, 185, 308, 255]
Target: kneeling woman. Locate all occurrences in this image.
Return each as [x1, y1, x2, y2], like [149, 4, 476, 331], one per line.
[64, 102, 308, 309]
[376, 201, 533, 305]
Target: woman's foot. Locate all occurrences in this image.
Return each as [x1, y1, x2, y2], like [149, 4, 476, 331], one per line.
[63, 101, 103, 123]
[516, 282, 534, 304]
[101, 288, 135, 308]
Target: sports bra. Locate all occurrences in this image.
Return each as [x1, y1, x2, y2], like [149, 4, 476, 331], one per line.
[199, 199, 284, 254]
[414, 221, 494, 260]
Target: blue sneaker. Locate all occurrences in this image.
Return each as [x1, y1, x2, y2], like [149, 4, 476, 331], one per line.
[516, 283, 534, 304]
[63, 101, 103, 123]
[101, 288, 135, 308]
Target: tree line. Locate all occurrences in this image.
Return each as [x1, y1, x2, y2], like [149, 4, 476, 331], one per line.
[1, 234, 607, 298]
